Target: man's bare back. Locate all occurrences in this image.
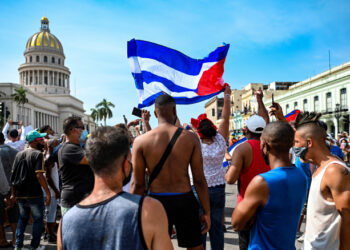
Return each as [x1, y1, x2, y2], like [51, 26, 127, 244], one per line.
[132, 124, 202, 193]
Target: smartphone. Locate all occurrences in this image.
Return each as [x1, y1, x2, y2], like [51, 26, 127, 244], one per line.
[132, 107, 142, 118]
[12, 121, 19, 125]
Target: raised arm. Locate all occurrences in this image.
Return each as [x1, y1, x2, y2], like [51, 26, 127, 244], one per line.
[218, 85, 231, 141]
[190, 133, 211, 233]
[130, 136, 147, 195]
[256, 90, 269, 124]
[2, 120, 10, 140]
[231, 175, 268, 231]
[269, 102, 287, 122]
[325, 164, 350, 250]
[142, 110, 152, 132]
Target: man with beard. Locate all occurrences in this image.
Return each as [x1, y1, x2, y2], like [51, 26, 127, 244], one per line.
[11, 130, 51, 250]
[58, 116, 94, 215]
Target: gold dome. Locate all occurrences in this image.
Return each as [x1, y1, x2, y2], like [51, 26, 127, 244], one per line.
[25, 17, 63, 53]
[41, 16, 49, 23]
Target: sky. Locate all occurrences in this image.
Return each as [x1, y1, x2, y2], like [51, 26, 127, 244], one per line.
[0, 0, 350, 127]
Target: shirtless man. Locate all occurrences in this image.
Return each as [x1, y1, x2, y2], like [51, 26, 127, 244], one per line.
[131, 94, 210, 250]
[293, 112, 350, 250]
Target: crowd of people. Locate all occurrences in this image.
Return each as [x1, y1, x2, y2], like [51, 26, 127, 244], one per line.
[1, 86, 350, 250]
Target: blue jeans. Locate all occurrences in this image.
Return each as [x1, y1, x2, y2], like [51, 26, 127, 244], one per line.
[15, 197, 44, 249]
[203, 184, 225, 250]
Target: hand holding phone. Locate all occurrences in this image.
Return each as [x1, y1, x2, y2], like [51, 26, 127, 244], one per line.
[132, 107, 142, 118]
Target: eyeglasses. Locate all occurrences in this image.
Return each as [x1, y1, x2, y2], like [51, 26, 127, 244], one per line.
[75, 126, 84, 130]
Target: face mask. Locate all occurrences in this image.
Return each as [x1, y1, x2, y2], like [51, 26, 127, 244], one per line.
[293, 143, 308, 161]
[79, 129, 88, 146]
[122, 161, 133, 186]
[37, 143, 45, 152]
[261, 143, 270, 165]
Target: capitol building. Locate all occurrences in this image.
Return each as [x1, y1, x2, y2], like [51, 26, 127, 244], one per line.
[0, 17, 95, 134]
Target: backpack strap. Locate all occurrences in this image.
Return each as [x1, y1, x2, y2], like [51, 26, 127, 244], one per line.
[146, 127, 183, 193]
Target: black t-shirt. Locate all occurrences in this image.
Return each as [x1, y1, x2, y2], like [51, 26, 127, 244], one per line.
[12, 148, 45, 198]
[58, 142, 94, 208]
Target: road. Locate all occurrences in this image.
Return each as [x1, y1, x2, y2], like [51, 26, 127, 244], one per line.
[4, 183, 304, 249]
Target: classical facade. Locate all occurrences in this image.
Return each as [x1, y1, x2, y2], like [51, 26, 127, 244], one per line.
[265, 61, 350, 136]
[0, 17, 95, 134]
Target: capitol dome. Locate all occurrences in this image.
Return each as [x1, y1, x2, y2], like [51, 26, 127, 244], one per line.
[18, 17, 71, 95]
[25, 16, 63, 54]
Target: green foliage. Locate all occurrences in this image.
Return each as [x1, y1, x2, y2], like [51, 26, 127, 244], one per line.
[94, 98, 115, 126]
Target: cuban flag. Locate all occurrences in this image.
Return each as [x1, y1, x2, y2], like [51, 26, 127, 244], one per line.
[127, 39, 230, 108]
[223, 137, 247, 168]
[285, 109, 301, 122]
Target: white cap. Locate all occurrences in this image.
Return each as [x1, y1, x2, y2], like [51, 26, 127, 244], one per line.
[245, 115, 266, 134]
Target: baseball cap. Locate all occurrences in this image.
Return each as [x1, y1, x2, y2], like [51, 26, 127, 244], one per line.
[26, 130, 47, 143]
[245, 115, 266, 134]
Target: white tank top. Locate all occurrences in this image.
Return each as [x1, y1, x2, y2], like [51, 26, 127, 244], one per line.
[304, 160, 350, 250]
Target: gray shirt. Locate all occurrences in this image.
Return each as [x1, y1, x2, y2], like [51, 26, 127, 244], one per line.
[0, 144, 19, 182]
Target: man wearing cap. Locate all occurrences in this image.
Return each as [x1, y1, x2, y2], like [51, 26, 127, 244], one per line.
[2, 119, 26, 151]
[225, 91, 270, 250]
[11, 130, 51, 250]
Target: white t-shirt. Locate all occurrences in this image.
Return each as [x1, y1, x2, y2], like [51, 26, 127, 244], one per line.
[200, 133, 227, 187]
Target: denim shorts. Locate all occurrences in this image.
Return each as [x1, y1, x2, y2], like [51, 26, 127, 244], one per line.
[45, 197, 58, 223]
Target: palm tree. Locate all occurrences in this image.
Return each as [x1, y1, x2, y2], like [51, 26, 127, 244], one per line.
[90, 108, 99, 126]
[95, 98, 115, 126]
[11, 86, 29, 122]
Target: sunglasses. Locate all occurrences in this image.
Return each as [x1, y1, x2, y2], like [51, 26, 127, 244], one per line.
[75, 126, 84, 129]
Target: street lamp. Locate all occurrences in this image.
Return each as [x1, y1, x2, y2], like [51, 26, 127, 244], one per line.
[335, 103, 342, 134]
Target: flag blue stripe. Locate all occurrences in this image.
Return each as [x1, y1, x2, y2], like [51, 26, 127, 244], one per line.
[132, 71, 196, 92]
[128, 39, 229, 76]
[138, 88, 225, 108]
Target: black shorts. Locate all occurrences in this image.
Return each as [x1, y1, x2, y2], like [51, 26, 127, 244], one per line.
[150, 191, 202, 248]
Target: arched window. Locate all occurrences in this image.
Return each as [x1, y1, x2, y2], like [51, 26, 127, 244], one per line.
[303, 99, 308, 112]
[294, 101, 298, 109]
[44, 56, 48, 63]
[314, 96, 319, 112]
[51, 57, 55, 63]
[286, 104, 289, 113]
[326, 92, 332, 112]
[58, 58, 61, 65]
[30, 56, 32, 62]
[340, 88, 347, 109]
[36, 55, 40, 62]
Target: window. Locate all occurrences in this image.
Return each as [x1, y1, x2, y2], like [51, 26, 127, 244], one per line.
[51, 57, 55, 63]
[44, 56, 47, 63]
[44, 76, 48, 85]
[314, 96, 319, 112]
[30, 77, 33, 85]
[294, 101, 298, 109]
[326, 92, 332, 112]
[286, 104, 289, 113]
[58, 58, 61, 65]
[340, 88, 347, 109]
[303, 99, 308, 112]
[212, 108, 215, 117]
[30, 56, 32, 62]
[36, 55, 39, 62]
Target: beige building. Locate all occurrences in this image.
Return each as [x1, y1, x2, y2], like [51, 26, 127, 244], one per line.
[0, 17, 95, 134]
[265, 61, 350, 136]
